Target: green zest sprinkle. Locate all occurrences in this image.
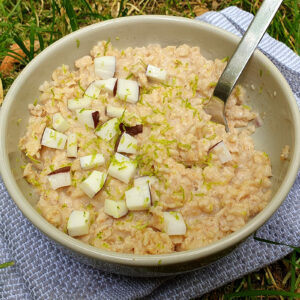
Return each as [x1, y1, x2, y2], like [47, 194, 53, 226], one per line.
[170, 211, 180, 220]
[178, 142, 191, 150]
[126, 73, 134, 80]
[102, 242, 109, 248]
[133, 222, 148, 230]
[76, 39, 80, 48]
[78, 80, 85, 92]
[174, 60, 182, 68]
[103, 38, 111, 55]
[242, 104, 251, 110]
[221, 56, 229, 62]
[190, 75, 199, 96]
[27, 154, 41, 164]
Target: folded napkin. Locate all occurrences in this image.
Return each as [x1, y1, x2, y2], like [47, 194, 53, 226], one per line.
[0, 6, 299, 300]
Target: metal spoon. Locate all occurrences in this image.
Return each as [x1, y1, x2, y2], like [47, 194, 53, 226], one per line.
[204, 0, 283, 132]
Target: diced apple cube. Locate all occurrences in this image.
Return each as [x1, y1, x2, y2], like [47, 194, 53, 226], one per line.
[94, 78, 117, 95]
[134, 176, 158, 188]
[41, 127, 67, 150]
[116, 132, 137, 154]
[125, 183, 151, 211]
[116, 79, 139, 103]
[146, 64, 167, 82]
[94, 56, 116, 79]
[80, 154, 105, 170]
[95, 118, 119, 141]
[106, 105, 125, 118]
[108, 153, 136, 184]
[52, 113, 69, 133]
[80, 171, 107, 198]
[104, 199, 128, 218]
[163, 212, 186, 235]
[210, 141, 232, 164]
[68, 98, 91, 111]
[76, 109, 99, 129]
[67, 133, 78, 158]
[48, 169, 71, 190]
[67, 210, 90, 237]
[84, 82, 100, 99]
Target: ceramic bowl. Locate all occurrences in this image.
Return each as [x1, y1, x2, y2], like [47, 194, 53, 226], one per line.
[0, 16, 299, 277]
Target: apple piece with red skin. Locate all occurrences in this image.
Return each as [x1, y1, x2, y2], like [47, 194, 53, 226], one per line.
[209, 140, 232, 164]
[47, 166, 71, 190]
[106, 105, 125, 118]
[163, 211, 186, 235]
[116, 132, 138, 155]
[125, 183, 151, 211]
[104, 199, 128, 219]
[80, 153, 105, 170]
[107, 153, 136, 184]
[67, 210, 90, 237]
[94, 78, 117, 95]
[52, 113, 69, 133]
[80, 171, 107, 198]
[41, 127, 67, 150]
[94, 56, 116, 79]
[116, 79, 140, 103]
[146, 64, 167, 83]
[95, 118, 119, 141]
[76, 109, 100, 129]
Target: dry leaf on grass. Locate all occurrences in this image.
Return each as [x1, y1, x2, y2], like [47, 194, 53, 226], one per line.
[193, 5, 209, 16]
[0, 41, 39, 76]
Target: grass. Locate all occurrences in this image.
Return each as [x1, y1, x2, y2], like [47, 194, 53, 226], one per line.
[0, 0, 299, 298]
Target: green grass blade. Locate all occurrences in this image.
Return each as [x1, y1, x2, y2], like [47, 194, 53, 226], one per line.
[0, 261, 15, 269]
[4, 51, 28, 65]
[12, 34, 30, 61]
[50, 0, 56, 44]
[253, 235, 300, 253]
[63, 0, 79, 31]
[78, 13, 111, 21]
[29, 24, 36, 60]
[37, 32, 44, 51]
[118, 0, 128, 17]
[283, 258, 300, 269]
[290, 250, 296, 298]
[80, 0, 93, 13]
[6, 48, 27, 60]
[224, 289, 300, 299]
[186, 0, 196, 18]
[6, 0, 21, 19]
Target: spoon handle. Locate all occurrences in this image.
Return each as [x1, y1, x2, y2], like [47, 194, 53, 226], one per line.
[213, 0, 283, 102]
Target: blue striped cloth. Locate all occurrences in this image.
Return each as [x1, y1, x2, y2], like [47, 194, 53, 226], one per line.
[0, 7, 299, 300]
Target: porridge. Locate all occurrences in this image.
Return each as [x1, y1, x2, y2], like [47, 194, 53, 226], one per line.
[19, 41, 272, 254]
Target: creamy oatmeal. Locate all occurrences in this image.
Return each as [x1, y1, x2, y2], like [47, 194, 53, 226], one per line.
[19, 41, 272, 254]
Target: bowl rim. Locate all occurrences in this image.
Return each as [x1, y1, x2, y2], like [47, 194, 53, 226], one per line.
[0, 15, 299, 267]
